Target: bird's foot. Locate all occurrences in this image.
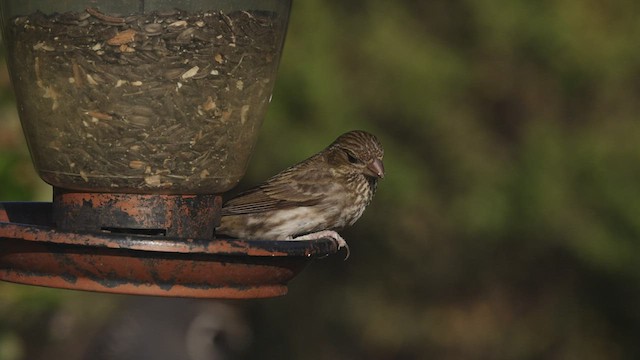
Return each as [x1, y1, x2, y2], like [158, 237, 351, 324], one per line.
[293, 230, 350, 260]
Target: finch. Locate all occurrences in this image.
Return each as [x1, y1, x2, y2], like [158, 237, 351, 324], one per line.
[215, 130, 384, 258]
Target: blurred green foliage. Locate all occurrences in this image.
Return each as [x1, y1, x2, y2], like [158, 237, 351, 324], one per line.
[2, 0, 640, 359]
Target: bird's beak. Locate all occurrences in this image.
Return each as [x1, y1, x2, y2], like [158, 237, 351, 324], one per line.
[365, 158, 385, 179]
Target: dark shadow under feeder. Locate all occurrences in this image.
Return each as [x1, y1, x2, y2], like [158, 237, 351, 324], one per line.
[0, 0, 336, 298]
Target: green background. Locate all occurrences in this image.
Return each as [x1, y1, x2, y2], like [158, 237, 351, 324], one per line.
[2, 0, 640, 359]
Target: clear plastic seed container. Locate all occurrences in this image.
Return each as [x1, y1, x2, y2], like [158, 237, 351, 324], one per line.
[0, 0, 291, 193]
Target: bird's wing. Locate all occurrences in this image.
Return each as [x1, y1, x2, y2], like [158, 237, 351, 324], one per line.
[221, 156, 328, 215]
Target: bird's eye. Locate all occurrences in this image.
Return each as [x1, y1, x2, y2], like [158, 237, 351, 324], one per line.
[346, 153, 359, 164]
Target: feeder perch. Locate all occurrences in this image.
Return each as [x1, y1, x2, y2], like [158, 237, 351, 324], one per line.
[0, 0, 339, 299]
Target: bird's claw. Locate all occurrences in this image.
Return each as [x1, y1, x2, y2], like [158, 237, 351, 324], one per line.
[293, 230, 350, 260]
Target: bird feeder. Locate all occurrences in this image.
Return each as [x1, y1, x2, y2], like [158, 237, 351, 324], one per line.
[0, 0, 338, 298]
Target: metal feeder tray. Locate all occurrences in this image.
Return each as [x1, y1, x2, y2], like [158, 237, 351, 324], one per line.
[0, 201, 338, 299]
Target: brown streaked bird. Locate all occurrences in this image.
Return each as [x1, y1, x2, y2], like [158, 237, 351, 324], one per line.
[216, 130, 384, 258]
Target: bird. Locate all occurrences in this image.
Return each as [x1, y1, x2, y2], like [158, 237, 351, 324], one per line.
[215, 130, 385, 259]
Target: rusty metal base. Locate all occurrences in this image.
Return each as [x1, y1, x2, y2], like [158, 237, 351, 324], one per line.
[0, 202, 338, 299]
[52, 189, 222, 239]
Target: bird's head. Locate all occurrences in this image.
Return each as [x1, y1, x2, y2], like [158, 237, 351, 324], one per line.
[328, 130, 385, 179]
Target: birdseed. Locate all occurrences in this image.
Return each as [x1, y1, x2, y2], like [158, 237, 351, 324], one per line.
[5, 8, 285, 193]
